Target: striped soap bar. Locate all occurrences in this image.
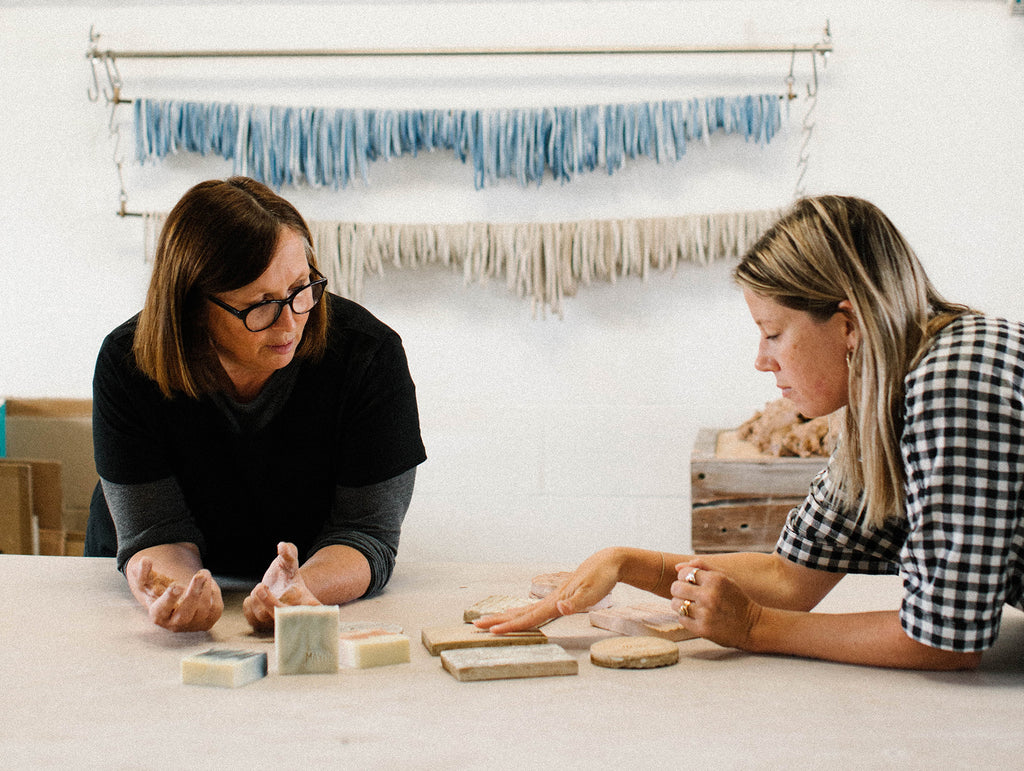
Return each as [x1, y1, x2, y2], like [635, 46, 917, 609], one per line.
[181, 649, 268, 688]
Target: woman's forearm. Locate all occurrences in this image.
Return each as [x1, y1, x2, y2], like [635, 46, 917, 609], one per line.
[747, 607, 981, 670]
[300, 544, 373, 606]
[614, 547, 838, 610]
[690, 551, 843, 610]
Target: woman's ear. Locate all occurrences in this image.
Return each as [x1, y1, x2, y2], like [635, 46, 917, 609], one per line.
[837, 299, 861, 349]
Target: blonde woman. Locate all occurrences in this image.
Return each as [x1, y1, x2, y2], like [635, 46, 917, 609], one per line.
[478, 196, 1023, 670]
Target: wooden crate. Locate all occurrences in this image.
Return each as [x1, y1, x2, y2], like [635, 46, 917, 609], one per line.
[690, 428, 827, 553]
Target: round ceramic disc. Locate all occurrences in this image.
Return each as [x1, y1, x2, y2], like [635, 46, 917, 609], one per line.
[529, 572, 570, 598]
[590, 636, 680, 669]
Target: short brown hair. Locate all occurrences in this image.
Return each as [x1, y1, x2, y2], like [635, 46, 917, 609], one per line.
[134, 177, 329, 398]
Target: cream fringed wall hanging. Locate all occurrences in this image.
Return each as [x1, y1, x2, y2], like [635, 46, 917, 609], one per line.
[144, 208, 782, 316]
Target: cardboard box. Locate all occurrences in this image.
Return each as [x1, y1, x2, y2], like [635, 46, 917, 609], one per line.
[1, 399, 95, 556]
[0, 458, 64, 555]
[690, 428, 826, 553]
[0, 463, 32, 555]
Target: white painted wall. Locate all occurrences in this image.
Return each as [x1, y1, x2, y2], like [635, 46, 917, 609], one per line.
[2, 1, 1022, 563]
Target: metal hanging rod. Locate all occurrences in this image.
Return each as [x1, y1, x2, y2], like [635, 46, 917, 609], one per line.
[89, 43, 833, 59]
[86, 23, 832, 105]
[86, 21, 833, 63]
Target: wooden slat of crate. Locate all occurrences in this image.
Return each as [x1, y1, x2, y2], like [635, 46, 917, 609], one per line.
[691, 428, 826, 553]
[691, 499, 805, 553]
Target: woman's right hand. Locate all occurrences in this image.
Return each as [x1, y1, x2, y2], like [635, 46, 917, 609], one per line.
[473, 548, 623, 634]
[243, 542, 321, 632]
[126, 553, 223, 633]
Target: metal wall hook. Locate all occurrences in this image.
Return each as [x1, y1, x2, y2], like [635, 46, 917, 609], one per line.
[801, 20, 831, 99]
[86, 27, 103, 102]
[806, 48, 819, 98]
[102, 54, 124, 104]
[87, 27, 130, 104]
[114, 157, 142, 218]
[785, 46, 797, 100]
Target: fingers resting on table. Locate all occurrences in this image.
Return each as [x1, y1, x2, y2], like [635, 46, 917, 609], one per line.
[474, 560, 617, 634]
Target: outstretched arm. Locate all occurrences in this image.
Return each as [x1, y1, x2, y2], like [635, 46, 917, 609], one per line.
[475, 546, 838, 634]
[671, 559, 981, 670]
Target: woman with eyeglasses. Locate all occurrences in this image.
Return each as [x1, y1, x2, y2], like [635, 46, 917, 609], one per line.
[85, 177, 426, 633]
[477, 195, 1024, 670]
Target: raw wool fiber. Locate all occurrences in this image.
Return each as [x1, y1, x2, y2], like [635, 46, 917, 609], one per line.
[736, 398, 837, 458]
[309, 208, 783, 316]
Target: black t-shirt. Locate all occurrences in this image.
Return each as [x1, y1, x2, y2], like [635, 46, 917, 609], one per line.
[91, 294, 427, 577]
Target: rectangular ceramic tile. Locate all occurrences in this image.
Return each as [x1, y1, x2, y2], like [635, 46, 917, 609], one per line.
[441, 643, 578, 682]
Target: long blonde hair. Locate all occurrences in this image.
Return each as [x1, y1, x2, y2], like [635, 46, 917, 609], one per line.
[734, 196, 970, 529]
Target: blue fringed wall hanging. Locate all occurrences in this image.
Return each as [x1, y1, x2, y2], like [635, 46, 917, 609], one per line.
[133, 95, 783, 190]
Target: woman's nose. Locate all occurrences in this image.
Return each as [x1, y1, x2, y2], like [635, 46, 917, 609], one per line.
[754, 346, 775, 373]
[273, 304, 299, 330]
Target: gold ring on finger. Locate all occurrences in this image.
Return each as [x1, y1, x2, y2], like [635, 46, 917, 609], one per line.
[680, 599, 693, 618]
[685, 568, 700, 585]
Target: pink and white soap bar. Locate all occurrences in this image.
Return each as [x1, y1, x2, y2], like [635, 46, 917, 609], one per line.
[339, 628, 411, 669]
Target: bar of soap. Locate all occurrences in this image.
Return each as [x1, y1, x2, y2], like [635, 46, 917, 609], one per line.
[590, 636, 679, 669]
[589, 603, 696, 642]
[275, 604, 339, 675]
[441, 643, 578, 682]
[181, 649, 268, 688]
[421, 624, 546, 656]
[339, 629, 411, 669]
[463, 595, 536, 622]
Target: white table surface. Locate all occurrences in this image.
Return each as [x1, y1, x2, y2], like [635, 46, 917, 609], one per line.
[2, 555, 1022, 769]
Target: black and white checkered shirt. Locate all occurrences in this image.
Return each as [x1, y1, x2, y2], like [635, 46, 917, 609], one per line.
[777, 314, 1024, 652]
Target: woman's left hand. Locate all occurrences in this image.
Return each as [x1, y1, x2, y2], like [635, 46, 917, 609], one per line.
[243, 542, 321, 631]
[671, 559, 763, 650]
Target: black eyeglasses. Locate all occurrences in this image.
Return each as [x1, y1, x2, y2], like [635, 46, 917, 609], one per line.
[208, 269, 327, 332]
